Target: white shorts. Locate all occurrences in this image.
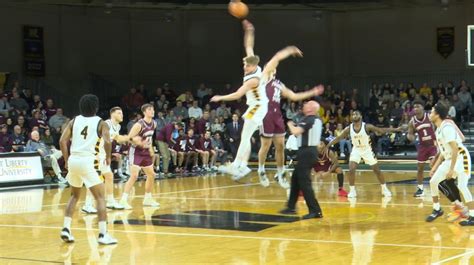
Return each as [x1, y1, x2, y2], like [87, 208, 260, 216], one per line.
[99, 157, 112, 174]
[434, 150, 472, 180]
[350, 148, 378, 166]
[243, 104, 268, 125]
[66, 156, 103, 188]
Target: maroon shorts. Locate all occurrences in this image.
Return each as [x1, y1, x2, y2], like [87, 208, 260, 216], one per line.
[129, 147, 153, 167]
[417, 145, 437, 163]
[313, 163, 332, 172]
[260, 112, 285, 137]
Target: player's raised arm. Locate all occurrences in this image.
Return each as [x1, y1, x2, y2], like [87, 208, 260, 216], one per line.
[242, 19, 255, 57]
[327, 126, 350, 148]
[210, 78, 259, 102]
[99, 120, 112, 165]
[281, 84, 324, 102]
[262, 46, 303, 81]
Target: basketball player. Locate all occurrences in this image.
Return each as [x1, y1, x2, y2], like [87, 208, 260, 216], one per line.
[59, 94, 117, 244]
[407, 101, 438, 197]
[325, 110, 399, 198]
[196, 131, 216, 171]
[118, 103, 160, 209]
[211, 20, 303, 180]
[258, 73, 324, 188]
[313, 139, 348, 197]
[82, 107, 129, 213]
[426, 103, 474, 225]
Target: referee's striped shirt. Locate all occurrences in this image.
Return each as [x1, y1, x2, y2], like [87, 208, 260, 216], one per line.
[296, 115, 322, 148]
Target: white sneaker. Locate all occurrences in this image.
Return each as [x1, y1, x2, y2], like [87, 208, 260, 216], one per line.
[218, 164, 239, 175]
[143, 198, 160, 207]
[81, 205, 97, 214]
[98, 233, 118, 245]
[382, 188, 392, 197]
[232, 166, 251, 181]
[60, 228, 75, 243]
[119, 199, 132, 210]
[348, 190, 357, 198]
[107, 200, 125, 210]
[258, 171, 270, 187]
[340, 153, 346, 158]
[276, 174, 290, 189]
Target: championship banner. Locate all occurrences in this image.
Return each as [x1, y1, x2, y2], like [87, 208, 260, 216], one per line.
[23, 25, 45, 76]
[437, 27, 455, 59]
[0, 152, 44, 185]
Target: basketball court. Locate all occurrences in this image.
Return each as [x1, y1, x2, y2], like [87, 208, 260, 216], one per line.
[1, 168, 473, 264]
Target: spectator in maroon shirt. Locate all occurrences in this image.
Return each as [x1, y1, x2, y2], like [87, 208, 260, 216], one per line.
[29, 110, 49, 134]
[44, 98, 57, 120]
[122, 87, 144, 111]
[185, 128, 199, 171]
[16, 115, 28, 136]
[0, 124, 13, 152]
[196, 110, 211, 136]
[196, 131, 216, 170]
[173, 129, 188, 173]
[156, 122, 183, 175]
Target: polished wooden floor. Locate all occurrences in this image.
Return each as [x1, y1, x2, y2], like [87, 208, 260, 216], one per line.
[1, 169, 474, 264]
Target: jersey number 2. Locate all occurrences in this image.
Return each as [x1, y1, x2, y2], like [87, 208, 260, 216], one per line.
[80, 126, 88, 139]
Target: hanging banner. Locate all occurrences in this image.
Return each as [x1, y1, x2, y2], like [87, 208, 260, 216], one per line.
[23, 25, 45, 76]
[437, 27, 455, 59]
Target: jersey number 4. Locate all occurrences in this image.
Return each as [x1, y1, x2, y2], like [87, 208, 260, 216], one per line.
[80, 126, 88, 139]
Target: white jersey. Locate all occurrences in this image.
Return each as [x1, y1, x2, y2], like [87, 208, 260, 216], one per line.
[70, 115, 102, 157]
[243, 66, 268, 107]
[436, 120, 466, 160]
[98, 119, 121, 159]
[350, 122, 372, 150]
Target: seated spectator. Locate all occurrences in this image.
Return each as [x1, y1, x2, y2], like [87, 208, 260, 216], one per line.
[155, 94, 168, 112]
[173, 129, 188, 173]
[11, 125, 26, 152]
[127, 113, 142, 133]
[48, 108, 69, 134]
[211, 132, 228, 165]
[0, 124, 13, 152]
[10, 91, 29, 117]
[374, 114, 390, 156]
[216, 102, 231, 119]
[419, 83, 432, 99]
[196, 83, 208, 103]
[425, 95, 434, 111]
[458, 86, 472, 119]
[152, 87, 163, 104]
[403, 101, 414, 117]
[211, 117, 225, 134]
[390, 100, 403, 123]
[44, 98, 57, 120]
[0, 94, 12, 117]
[451, 94, 465, 122]
[25, 131, 66, 183]
[438, 93, 450, 108]
[29, 109, 49, 134]
[322, 123, 334, 139]
[196, 110, 211, 136]
[5, 118, 14, 134]
[16, 115, 28, 136]
[196, 131, 216, 171]
[42, 128, 55, 147]
[188, 117, 197, 133]
[172, 100, 188, 120]
[334, 123, 351, 157]
[286, 102, 298, 120]
[188, 100, 203, 119]
[122, 87, 144, 112]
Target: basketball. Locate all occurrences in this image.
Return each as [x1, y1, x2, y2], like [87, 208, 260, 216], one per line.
[228, 1, 249, 19]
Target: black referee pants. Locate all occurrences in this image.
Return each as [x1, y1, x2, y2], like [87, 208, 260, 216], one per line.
[287, 146, 322, 214]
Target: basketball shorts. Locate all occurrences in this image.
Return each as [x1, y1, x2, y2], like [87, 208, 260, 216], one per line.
[66, 155, 102, 188]
[350, 148, 378, 166]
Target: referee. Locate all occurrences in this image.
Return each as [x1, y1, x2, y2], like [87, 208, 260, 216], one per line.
[280, 100, 323, 219]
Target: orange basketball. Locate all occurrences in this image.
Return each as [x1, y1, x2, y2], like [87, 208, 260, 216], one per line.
[228, 1, 249, 19]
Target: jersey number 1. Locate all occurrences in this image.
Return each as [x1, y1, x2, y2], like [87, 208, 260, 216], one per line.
[81, 126, 88, 139]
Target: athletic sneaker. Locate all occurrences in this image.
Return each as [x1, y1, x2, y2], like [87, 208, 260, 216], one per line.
[338, 188, 348, 197]
[81, 205, 97, 214]
[98, 233, 118, 245]
[459, 216, 474, 226]
[218, 164, 240, 176]
[258, 171, 270, 187]
[231, 166, 251, 181]
[118, 199, 132, 210]
[276, 172, 290, 189]
[58, 176, 68, 184]
[426, 209, 444, 222]
[447, 204, 469, 222]
[143, 198, 160, 207]
[60, 228, 75, 243]
[413, 188, 424, 197]
[348, 190, 357, 198]
[382, 187, 392, 197]
[107, 200, 125, 210]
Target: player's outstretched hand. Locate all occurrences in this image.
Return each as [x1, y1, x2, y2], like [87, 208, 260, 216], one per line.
[284, 46, 303, 57]
[312, 84, 325, 96]
[210, 96, 221, 102]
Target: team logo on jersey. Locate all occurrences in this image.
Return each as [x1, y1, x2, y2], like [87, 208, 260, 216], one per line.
[114, 210, 300, 232]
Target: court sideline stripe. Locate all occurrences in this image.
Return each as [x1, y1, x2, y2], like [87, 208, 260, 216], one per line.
[432, 250, 474, 264]
[0, 256, 73, 264]
[0, 223, 470, 252]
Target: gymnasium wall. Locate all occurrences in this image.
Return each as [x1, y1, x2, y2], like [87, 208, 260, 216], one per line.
[0, 3, 472, 111]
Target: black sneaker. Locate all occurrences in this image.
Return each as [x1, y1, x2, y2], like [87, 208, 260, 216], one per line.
[302, 212, 323, 219]
[426, 209, 444, 222]
[459, 216, 474, 226]
[413, 188, 424, 197]
[279, 208, 297, 215]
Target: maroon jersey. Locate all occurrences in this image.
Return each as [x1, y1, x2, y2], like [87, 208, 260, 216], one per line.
[266, 79, 284, 116]
[198, 137, 212, 151]
[132, 119, 156, 156]
[313, 150, 333, 172]
[186, 136, 197, 151]
[412, 113, 436, 146]
[173, 136, 187, 152]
